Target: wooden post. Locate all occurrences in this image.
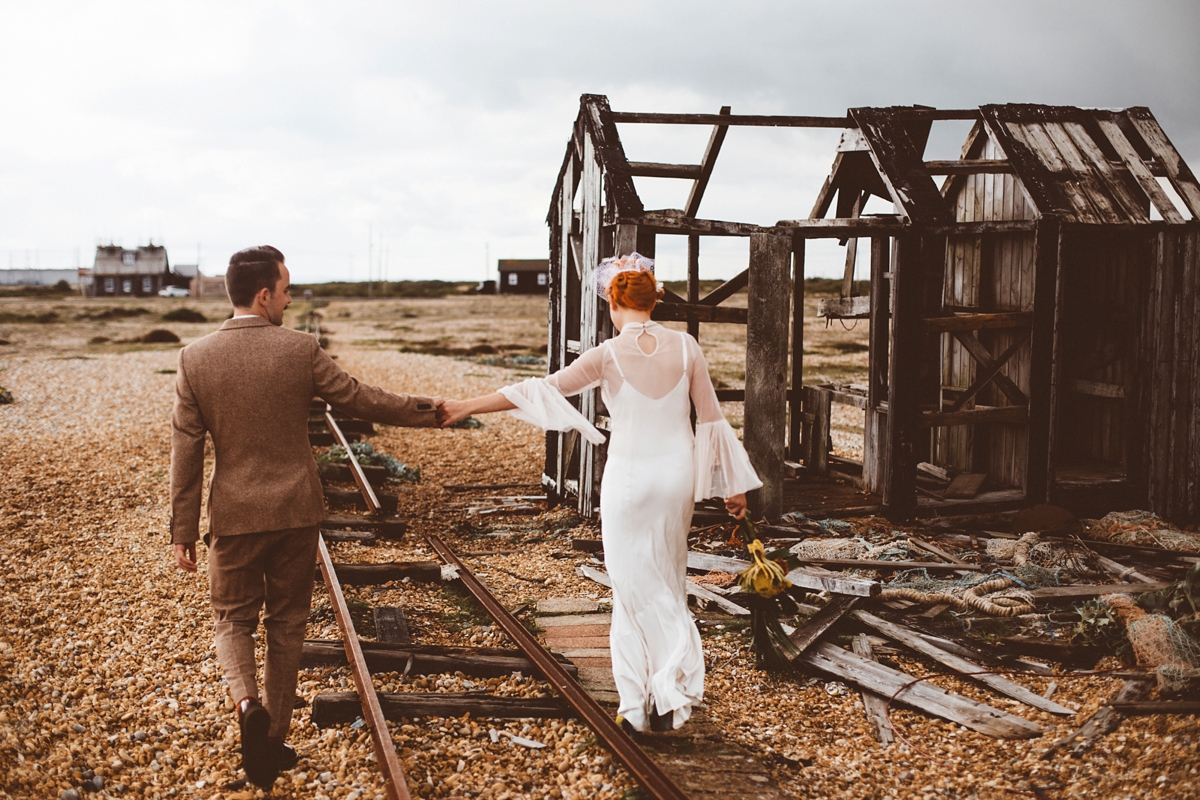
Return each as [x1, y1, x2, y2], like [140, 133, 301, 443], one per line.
[746, 230, 792, 519]
[884, 233, 922, 519]
[577, 132, 603, 517]
[788, 238, 805, 459]
[863, 236, 890, 493]
[1025, 216, 1062, 504]
[811, 387, 832, 476]
[687, 235, 700, 339]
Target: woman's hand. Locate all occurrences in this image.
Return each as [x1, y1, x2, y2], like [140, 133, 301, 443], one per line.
[438, 399, 473, 428]
[724, 493, 747, 520]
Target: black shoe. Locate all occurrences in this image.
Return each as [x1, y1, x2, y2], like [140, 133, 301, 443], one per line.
[238, 700, 277, 788]
[650, 709, 674, 732]
[274, 742, 298, 772]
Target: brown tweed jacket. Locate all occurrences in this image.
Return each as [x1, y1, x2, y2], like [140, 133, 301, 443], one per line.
[170, 316, 437, 544]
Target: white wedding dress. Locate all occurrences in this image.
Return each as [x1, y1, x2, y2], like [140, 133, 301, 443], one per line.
[500, 321, 761, 731]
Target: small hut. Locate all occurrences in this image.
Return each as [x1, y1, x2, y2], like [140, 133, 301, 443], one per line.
[498, 259, 550, 294]
[544, 95, 1200, 523]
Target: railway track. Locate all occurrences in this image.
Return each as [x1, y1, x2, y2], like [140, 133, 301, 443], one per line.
[312, 407, 743, 800]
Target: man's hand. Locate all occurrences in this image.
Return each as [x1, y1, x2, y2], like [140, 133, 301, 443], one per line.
[174, 542, 198, 572]
[724, 493, 748, 520]
[438, 399, 472, 428]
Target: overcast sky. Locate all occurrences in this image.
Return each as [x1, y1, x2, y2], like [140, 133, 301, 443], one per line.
[1, 1, 1197, 283]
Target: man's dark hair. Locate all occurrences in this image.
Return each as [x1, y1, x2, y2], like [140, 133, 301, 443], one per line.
[226, 245, 285, 307]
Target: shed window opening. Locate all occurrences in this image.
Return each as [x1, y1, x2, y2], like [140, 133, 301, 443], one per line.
[122, 252, 135, 267]
[122, 279, 132, 294]
[537, 273, 548, 286]
[104, 277, 114, 293]
[508, 273, 518, 286]
[142, 277, 152, 293]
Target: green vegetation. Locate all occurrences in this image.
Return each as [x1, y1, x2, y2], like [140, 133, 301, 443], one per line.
[0, 280, 75, 298]
[292, 280, 475, 299]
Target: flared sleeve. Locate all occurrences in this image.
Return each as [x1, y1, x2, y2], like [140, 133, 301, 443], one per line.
[685, 335, 763, 500]
[499, 378, 606, 445]
[496, 344, 608, 446]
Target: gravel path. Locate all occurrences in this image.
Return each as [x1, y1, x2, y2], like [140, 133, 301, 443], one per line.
[3, 306, 1199, 800]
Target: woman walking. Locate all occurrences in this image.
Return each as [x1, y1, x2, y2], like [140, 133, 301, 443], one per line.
[439, 254, 760, 732]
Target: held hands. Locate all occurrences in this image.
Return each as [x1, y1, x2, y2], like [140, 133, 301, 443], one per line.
[437, 399, 472, 428]
[724, 493, 748, 520]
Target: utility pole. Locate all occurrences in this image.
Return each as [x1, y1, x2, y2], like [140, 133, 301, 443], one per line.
[367, 225, 374, 299]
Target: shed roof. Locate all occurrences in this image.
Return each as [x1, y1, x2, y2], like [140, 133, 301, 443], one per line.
[498, 259, 549, 272]
[93, 245, 170, 276]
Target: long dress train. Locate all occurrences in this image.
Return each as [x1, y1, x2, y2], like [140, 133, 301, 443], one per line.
[499, 321, 761, 731]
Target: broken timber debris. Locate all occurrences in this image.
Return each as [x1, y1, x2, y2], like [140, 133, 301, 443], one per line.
[851, 634, 895, 746]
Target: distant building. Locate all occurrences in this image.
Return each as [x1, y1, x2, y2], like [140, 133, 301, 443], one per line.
[91, 244, 191, 297]
[498, 259, 549, 294]
[190, 273, 227, 298]
[0, 269, 79, 287]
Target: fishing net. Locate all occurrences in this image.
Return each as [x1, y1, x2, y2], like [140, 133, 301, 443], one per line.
[986, 532, 1100, 576]
[1082, 510, 1200, 552]
[788, 537, 899, 561]
[1103, 594, 1200, 693]
[877, 566, 1055, 617]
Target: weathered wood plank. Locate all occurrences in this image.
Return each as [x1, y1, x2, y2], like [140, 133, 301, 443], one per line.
[313, 691, 575, 727]
[851, 107, 953, 225]
[301, 640, 578, 678]
[789, 238, 805, 460]
[800, 641, 1043, 738]
[1109, 701, 1200, 716]
[950, 330, 1029, 406]
[851, 611, 1075, 715]
[651, 302, 747, 325]
[925, 159, 1013, 175]
[746, 231, 792, 519]
[922, 311, 1032, 332]
[317, 561, 442, 585]
[918, 404, 1028, 427]
[699, 269, 748, 306]
[685, 106, 730, 218]
[1123, 107, 1200, 218]
[1095, 118, 1186, 223]
[686, 551, 880, 597]
[851, 634, 896, 746]
[627, 161, 703, 179]
[610, 112, 853, 127]
[580, 94, 642, 220]
[1027, 582, 1172, 599]
[787, 595, 860, 657]
[978, 106, 1070, 218]
[817, 296, 871, 318]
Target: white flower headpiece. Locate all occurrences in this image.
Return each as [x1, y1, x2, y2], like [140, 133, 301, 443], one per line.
[595, 252, 659, 297]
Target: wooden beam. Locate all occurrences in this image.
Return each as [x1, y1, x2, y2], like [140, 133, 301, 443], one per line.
[1095, 118, 1186, 223]
[850, 107, 954, 225]
[580, 94, 643, 220]
[799, 641, 1043, 739]
[924, 159, 1013, 175]
[864, 236, 891, 495]
[698, 268, 748, 305]
[300, 640, 579, 679]
[635, 213, 767, 237]
[951, 330, 1030, 406]
[789, 239, 806, 460]
[1026, 217, 1062, 504]
[851, 635, 895, 746]
[1071, 379, 1125, 398]
[312, 691, 575, 727]
[745, 231, 792, 519]
[685, 105, 731, 218]
[1122, 107, 1200, 218]
[1041, 679, 1153, 759]
[686, 235, 700, 339]
[627, 161, 703, 180]
[918, 404, 1028, 428]
[1108, 701, 1200, 716]
[852, 611, 1075, 715]
[1027, 582, 1172, 599]
[883, 234, 922, 518]
[611, 112, 853, 127]
[948, 330, 1031, 412]
[786, 595, 861, 658]
[316, 561, 442, 585]
[921, 311, 1032, 332]
[651, 302, 747, 325]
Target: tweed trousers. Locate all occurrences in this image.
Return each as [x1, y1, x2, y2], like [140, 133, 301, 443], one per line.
[208, 525, 320, 740]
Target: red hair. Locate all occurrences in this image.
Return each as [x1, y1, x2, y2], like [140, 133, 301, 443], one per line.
[607, 269, 662, 312]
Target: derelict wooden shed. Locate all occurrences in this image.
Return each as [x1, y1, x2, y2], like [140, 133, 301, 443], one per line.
[543, 95, 1200, 523]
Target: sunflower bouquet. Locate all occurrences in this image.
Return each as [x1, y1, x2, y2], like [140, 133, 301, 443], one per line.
[735, 517, 809, 671]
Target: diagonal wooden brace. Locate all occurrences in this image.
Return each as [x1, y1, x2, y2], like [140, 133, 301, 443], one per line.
[950, 329, 1031, 410]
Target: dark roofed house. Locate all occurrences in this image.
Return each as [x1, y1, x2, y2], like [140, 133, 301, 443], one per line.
[498, 259, 549, 294]
[91, 244, 190, 297]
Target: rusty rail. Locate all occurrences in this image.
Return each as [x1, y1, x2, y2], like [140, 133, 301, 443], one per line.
[325, 403, 383, 514]
[425, 535, 690, 800]
[317, 536, 411, 800]
[318, 411, 408, 798]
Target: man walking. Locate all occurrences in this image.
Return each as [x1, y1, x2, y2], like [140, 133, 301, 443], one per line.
[170, 245, 441, 787]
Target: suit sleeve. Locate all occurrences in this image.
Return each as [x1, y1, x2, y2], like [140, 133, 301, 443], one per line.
[312, 340, 439, 427]
[170, 349, 208, 544]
